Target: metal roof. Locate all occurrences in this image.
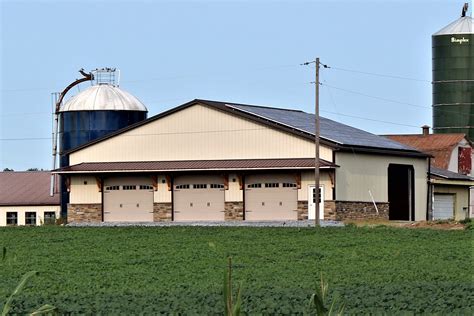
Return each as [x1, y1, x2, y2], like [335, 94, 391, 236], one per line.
[60, 84, 148, 112]
[63, 99, 427, 157]
[384, 133, 468, 169]
[430, 166, 473, 181]
[0, 172, 60, 206]
[217, 101, 418, 152]
[433, 16, 473, 35]
[55, 158, 337, 174]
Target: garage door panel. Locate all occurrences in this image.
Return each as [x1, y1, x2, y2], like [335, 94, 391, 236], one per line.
[245, 174, 298, 221]
[433, 194, 454, 220]
[104, 177, 154, 222]
[174, 175, 225, 221]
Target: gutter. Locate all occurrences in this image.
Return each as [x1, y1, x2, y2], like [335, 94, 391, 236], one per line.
[426, 158, 432, 221]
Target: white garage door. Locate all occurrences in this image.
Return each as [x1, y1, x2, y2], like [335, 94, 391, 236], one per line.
[245, 174, 298, 221]
[174, 175, 225, 221]
[103, 177, 154, 222]
[433, 194, 454, 220]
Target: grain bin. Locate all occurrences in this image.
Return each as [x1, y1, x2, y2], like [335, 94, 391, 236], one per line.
[432, 4, 473, 140]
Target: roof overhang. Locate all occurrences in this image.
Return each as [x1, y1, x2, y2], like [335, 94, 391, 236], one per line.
[53, 158, 338, 175]
[430, 178, 474, 186]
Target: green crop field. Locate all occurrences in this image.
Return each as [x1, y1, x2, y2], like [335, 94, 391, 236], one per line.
[0, 226, 472, 314]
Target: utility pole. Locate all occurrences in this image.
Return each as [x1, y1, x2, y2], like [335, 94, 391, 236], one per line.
[302, 57, 321, 227]
[314, 58, 320, 227]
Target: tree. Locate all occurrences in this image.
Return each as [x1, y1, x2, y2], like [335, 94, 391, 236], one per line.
[2, 168, 14, 172]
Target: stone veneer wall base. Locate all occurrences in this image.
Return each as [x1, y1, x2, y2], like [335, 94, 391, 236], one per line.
[153, 203, 172, 222]
[335, 201, 389, 220]
[225, 202, 244, 220]
[68, 204, 102, 223]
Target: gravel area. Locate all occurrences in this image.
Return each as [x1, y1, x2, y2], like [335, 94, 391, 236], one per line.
[67, 220, 345, 228]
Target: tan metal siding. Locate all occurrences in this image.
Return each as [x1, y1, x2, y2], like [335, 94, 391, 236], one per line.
[70, 176, 101, 204]
[298, 171, 333, 201]
[70, 103, 333, 165]
[335, 152, 428, 221]
[0, 205, 60, 226]
[225, 173, 243, 202]
[154, 175, 172, 203]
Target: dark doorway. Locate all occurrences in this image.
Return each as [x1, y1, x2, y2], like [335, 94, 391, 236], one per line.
[388, 164, 414, 221]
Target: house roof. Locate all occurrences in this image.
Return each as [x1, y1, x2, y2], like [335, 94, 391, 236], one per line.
[384, 133, 468, 169]
[0, 172, 60, 206]
[430, 166, 473, 181]
[64, 99, 427, 158]
[55, 158, 338, 174]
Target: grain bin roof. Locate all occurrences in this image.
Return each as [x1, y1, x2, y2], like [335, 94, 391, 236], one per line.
[60, 84, 147, 112]
[433, 16, 473, 35]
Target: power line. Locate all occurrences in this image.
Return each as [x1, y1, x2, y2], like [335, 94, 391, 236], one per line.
[320, 110, 420, 128]
[329, 66, 431, 83]
[323, 82, 474, 118]
[322, 83, 428, 109]
[0, 112, 424, 142]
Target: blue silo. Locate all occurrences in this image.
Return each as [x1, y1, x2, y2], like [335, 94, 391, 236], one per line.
[56, 69, 148, 219]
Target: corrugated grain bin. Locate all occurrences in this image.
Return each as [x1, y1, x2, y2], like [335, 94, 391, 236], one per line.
[432, 12, 473, 140]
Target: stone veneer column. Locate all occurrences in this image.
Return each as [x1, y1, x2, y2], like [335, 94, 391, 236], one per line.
[225, 202, 244, 220]
[335, 201, 389, 220]
[68, 204, 102, 223]
[297, 201, 308, 220]
[153, 203, 172, 222]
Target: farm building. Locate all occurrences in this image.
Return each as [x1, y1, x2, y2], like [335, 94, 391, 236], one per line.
[0, 172, 60, 226]
[386, 127, 473, 220]
[54, 99, 431, 223]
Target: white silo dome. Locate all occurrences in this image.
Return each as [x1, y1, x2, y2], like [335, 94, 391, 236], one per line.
[433, 16, 473, 35]
[59, 84, 148, 112]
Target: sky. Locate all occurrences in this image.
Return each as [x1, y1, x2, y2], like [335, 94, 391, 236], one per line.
[0, 0, 471, 171]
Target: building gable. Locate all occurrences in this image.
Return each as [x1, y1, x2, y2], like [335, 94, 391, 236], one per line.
[70, 103, 333, 165]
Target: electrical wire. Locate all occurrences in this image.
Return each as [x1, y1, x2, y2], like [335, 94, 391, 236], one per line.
[329, 66, 431, 83]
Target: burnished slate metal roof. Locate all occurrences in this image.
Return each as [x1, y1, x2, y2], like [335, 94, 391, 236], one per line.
[64, 98, 427, 157]
[384, 133, 468, 169]
[430, 166, 473, 181]
[55, 158, 337, 174]
[60, 84, 148, 112]
[209, 100, 418, 152]
[0, 172, 59, 206]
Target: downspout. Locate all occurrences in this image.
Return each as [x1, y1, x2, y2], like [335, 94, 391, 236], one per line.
[426, 157, 432, 221]
[50, 69, 94, 196]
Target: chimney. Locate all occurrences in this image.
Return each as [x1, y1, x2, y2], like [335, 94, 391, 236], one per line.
[421, 125, 430, 136]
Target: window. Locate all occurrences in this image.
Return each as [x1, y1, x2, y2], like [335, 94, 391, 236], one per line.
[6, 212, 18, 226]
[25, 212, 36, 225]
[139, 185, 153, 190]
[210, 184, 224, 189]
[44, 212, 56, 225]
[282, 183, 297, 188]
[265, 183, 279, 188]
[247, 183, 262, 188]
[122, 185, 136, 190]
[193, 184, 207, 189]
[176, 184, 190, 189]
[105, 185, 119, 191]
[313, 188, 322, 204]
